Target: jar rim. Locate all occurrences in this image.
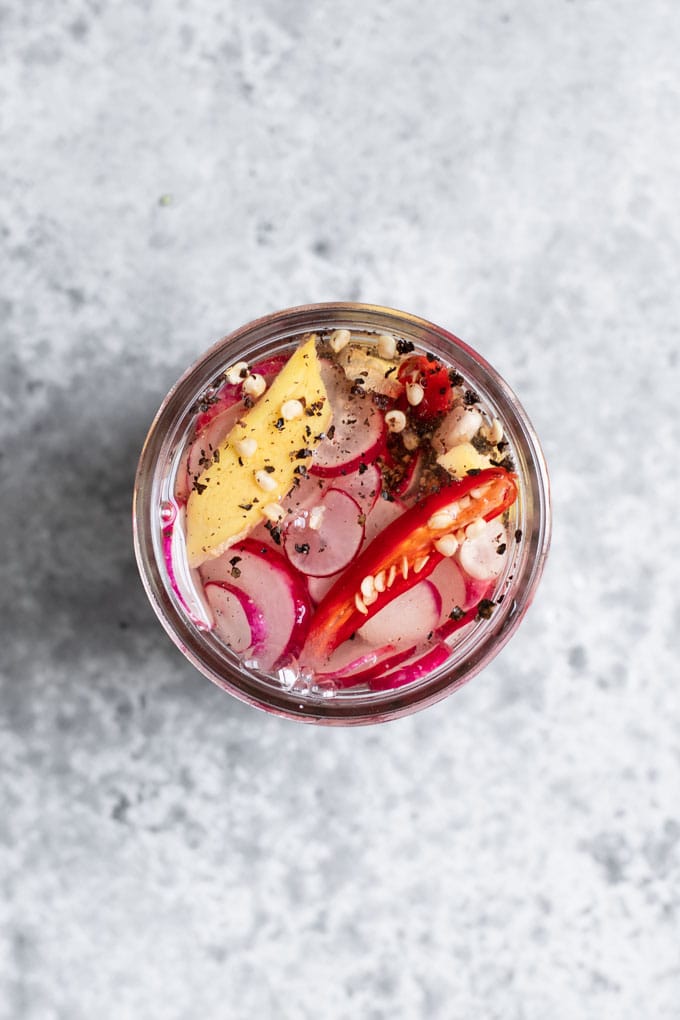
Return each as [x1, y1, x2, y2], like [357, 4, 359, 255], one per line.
[133, 303, 552, 725]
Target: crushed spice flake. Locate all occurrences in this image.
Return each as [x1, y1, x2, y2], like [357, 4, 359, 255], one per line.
[275, 417, 285, 431]
[476, 599, 496, 620]
[464, 389, 480, 406]
[192, 479, 208, 495]
[496, 543, 507, 555]
[466, 468, 481, 476]
[294, 543, 310, 555]
[449, 606, 465, 621]
[471, 433, 494, 455]
[515, 528, 523, 543]
[396, 338, 415, 354]
[448, 369, 464, 387]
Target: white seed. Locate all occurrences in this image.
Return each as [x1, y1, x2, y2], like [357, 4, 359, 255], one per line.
[465, 518, 486, 539]
[459, 495, 471, 509]
[360, 576, 375, 599]
[234, 437, 257, 459]
[354, 592, 369, 615]
[308, 505, 325, 531]
[374, 570, 386, 593]
[387, 564, 397, 587]
[262, 502, 285, 523]
[377, 333, 397, 359]
[385, 409, 407, 433]
[329, 328, 351, 353]
[469, 487, 484, 499]
[401, 554, 409, 579]
[433, 534, 459, 557]
[242, 372, 266, 398]
[225, 361, 250, 385]
[413, 555, 429, 574]
[428, 510, 455, 531]
[402, 430, 419, 451]
[445, 406, 482, 447]
[255, 470, 277, 492]
[455, 528, 467, 543]
[281, 399, 304, 421]
[363, 591, 378, 606]
[406, 382, 424, 407]
[483, 417, 504, 444]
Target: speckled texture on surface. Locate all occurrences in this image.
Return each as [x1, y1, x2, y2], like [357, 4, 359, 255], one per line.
[1, 1, 679, 1017]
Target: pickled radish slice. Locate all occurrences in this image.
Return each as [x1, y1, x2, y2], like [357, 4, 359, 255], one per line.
[187, 403, 245, 482]
[311, 362, 386, 477]
[357, 580, 441, 648]
[457, 518, 508, 581]
[368, 641, 451, 692]
[307, 573, 336, 604]
[284, 488, 364, 577]
[332, 462, 381, 513]
[428, 558, 467, 625]
[362, 495, 407, 549]
[315, 639, 416, 688]
[204, 582, 267, 654]
[200, 539, 311, 669]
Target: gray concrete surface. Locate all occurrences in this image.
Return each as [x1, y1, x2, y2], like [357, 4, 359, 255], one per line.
[1, 1, 679, 1017]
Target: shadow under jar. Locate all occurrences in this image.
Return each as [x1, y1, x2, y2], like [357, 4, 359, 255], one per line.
[133, 303, 551, 725]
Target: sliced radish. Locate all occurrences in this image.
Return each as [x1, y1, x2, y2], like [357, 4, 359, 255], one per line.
[186, 402, 245, 483]
[283, 488, 364, 577]
[362, 494, 407, 550]
[368, 641, 450, 692]
[357, 580, 441, 648]
[194, 383, 242, 433]
[331, 462, 381, 513]
[428, 558, 467, 625]
[311, 361, 386, 477]
[457, 518, 509, 581]
[307, 573, 337, 605]
[315, 638, 416, 688]
[200, 539, 312, 670]
[162, 505, 212, 628]
[393, 448, 423, 500]
[204, 582, 267, 654]
[463, 574, 495, 610]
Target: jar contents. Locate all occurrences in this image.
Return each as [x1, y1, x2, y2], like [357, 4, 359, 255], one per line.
[164, 329, 520, 694]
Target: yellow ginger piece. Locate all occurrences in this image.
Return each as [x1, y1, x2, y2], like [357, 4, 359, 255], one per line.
[186, 338, 331, 567]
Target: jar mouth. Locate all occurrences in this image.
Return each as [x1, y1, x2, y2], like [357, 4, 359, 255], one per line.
[133, 303, 551, 725]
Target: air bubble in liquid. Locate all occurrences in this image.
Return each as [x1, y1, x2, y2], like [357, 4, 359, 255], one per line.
[160, 501, 176, 524]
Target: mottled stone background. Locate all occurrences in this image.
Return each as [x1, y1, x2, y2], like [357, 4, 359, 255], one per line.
[1, 1, 679, 1017]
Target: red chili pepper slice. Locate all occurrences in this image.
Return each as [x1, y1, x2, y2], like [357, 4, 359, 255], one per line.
[301, 467, 518, 665]
[397, 354, 453, 420]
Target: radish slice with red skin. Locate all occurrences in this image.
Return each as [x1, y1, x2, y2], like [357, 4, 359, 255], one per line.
[283, 488, 364, 577]
[367, 641, 451, 692]
[428, 558, 467, 625]
[311, 361, 386, 477]
[457, 518, 509, 581]
[200, 539, 311, 669]
[186, 403, 245, 483]
[194, 354, 289, 433]
[331, 462, 381, 513]
[462, 575, 495, 610]
[315, 639, 416, 688]
[393, 448, 423, 500]
[204, 582, 267, 654]
[361, 494, 407, 550]
[357, 580, 441, 648]
[307, 573, 336, 604]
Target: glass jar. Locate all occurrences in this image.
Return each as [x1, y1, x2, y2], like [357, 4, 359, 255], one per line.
[133, 303, 551, 724]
